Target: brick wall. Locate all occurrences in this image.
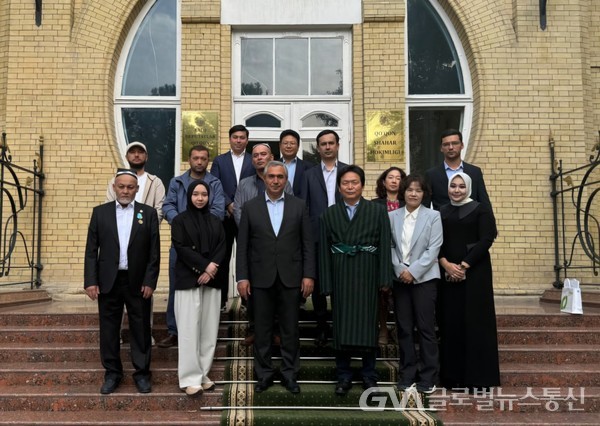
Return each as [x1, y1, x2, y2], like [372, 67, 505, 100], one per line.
[360, 0, 405, 198]
[0, 0, 597, 296]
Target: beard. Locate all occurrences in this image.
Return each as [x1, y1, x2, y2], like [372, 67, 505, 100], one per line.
[128, 160, 146, 172]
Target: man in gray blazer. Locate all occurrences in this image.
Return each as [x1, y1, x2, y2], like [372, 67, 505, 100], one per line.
[236, 161, 315, 394]
[389, 175, 443, 394]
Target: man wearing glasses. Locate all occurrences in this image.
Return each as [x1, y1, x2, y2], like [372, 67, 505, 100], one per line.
[277, 129, 313, 196]
[424, 128, 493, 211]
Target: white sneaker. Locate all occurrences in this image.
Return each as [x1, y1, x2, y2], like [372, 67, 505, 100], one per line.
[185, 386, 203, 396]
[202, 381, 216, 391]
[397, 382, 417, 392]
[418, 385, 438, 394]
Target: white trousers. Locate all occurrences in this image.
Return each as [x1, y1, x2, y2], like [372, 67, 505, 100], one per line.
[174, 285, 221, 388]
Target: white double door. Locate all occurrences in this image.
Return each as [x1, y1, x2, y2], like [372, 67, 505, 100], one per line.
[234, 101, 352, 164]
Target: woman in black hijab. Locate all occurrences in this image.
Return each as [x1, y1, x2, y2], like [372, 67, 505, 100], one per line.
[171, 180, 225, 397]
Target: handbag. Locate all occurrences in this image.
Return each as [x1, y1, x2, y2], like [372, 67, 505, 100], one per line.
[560, 278, 583, 315]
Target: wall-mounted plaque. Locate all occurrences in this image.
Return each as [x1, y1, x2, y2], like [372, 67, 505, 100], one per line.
[366, 111, 404, 163]
[182, 111, 219, 161]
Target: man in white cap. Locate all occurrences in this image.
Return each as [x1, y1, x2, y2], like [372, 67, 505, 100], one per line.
[106, 142, 166, 346]
[106, 141, 166, 221]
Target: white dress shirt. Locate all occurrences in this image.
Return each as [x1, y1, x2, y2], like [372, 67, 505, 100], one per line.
[231, 150, 246, 183]
[321, 161, 338, 207]
[116, 201, 135, 270]
[401, 205, 421, 265]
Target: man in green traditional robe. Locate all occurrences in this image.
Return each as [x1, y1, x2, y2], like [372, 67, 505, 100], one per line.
[319, 165, 394, 396]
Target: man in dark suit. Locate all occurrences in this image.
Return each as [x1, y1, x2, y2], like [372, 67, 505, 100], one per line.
[210, 125, 256, 310]
[298, 129, 347, 346]
[84, 169, 160, 394]
[424, 129, 492, 211]
[236, 161, 315, 394]
[277, 129, 313, 196]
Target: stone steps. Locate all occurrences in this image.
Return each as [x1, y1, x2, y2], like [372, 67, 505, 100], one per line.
[0, 383, 222, 411]
[0, 290, 52, 309]
[0, 298, 598, 425]
[439, 411, 600, 425]
[0, 411, 221, 425]
[3, 342, 599, 364]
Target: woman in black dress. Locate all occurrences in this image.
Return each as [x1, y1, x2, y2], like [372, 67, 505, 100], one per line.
[438, 172, 500, 390]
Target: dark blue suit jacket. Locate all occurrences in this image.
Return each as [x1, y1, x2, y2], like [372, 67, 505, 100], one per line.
[210, 151, 255, 206]
[424, 162, 492, 211]
[297, 161, 348, 243]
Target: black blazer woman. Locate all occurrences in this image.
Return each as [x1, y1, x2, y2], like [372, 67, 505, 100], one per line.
[171, 180, 226, 396]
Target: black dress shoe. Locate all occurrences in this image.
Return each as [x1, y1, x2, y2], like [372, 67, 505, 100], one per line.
[254, 378, 273, 393]
[157, 335, 177, 348]
[135, 377, 152, 393]
[282, 378, 300, 394]
[242, 333, 255, 347]
[314, 329, 328, 347]
[362, 377, 378, 390]
[335, 379, 352, 396]
[100, 376, 122, 394]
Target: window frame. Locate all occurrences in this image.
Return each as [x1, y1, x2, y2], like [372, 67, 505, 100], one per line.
[405, 0, 473, 172]
[233, 30, 352, 101]
[114, 0, 182, 170]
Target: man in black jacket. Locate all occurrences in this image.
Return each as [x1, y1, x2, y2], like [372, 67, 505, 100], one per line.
[424, 129, 493, 211]
[84, 169, 160, 394]
[236, 161, 315, 394]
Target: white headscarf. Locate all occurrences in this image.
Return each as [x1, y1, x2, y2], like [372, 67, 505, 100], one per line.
[448, 172, 473, 206]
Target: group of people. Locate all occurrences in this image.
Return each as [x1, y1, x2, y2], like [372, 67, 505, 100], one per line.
[83, 125, 500, 399]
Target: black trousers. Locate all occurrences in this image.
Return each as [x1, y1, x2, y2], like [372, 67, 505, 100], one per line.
[392, 278, 439, 388]
[218, 215, 237, 307]
[311, 244, 328, 329]
[98, 271, 152, 380]
[252, 276, 300, 382]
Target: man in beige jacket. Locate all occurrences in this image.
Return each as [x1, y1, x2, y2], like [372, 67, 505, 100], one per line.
[106, 141, 166, 221]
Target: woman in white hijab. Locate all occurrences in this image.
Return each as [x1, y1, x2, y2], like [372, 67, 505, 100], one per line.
[437, 172, 500, 391]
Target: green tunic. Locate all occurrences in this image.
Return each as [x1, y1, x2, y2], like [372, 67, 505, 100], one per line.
[319, 198, 393, 350]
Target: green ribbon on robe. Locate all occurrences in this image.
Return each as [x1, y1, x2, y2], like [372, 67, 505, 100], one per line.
[330, 242, 378, 256]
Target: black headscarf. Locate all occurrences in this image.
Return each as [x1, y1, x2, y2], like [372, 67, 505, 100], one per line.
[186, 180, 212, 255]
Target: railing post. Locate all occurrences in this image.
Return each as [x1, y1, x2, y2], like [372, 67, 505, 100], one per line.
[34, 136, 44, 288]
[549, 134, 562, 288]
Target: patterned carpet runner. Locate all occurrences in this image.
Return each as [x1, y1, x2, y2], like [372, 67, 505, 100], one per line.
[220, 297, 443, 425]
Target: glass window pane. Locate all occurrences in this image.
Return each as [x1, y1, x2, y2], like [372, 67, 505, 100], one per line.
[122, 108, 176, 185]
[122, 0, 177, 96]
[311, 38, 343, 95]
[408, 108, 462, 174]
[246, 113, 281, 128]
[302, 113, 339, 128]
[275, 39, 308, 95]
[407, 0, 463, 95]
[241, 38, 273, 95]
[302, 141, 320, 166]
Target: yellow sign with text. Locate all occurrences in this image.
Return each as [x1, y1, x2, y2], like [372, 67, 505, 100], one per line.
[366, 111, 404, 163]
[182, 111, 219, 161]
